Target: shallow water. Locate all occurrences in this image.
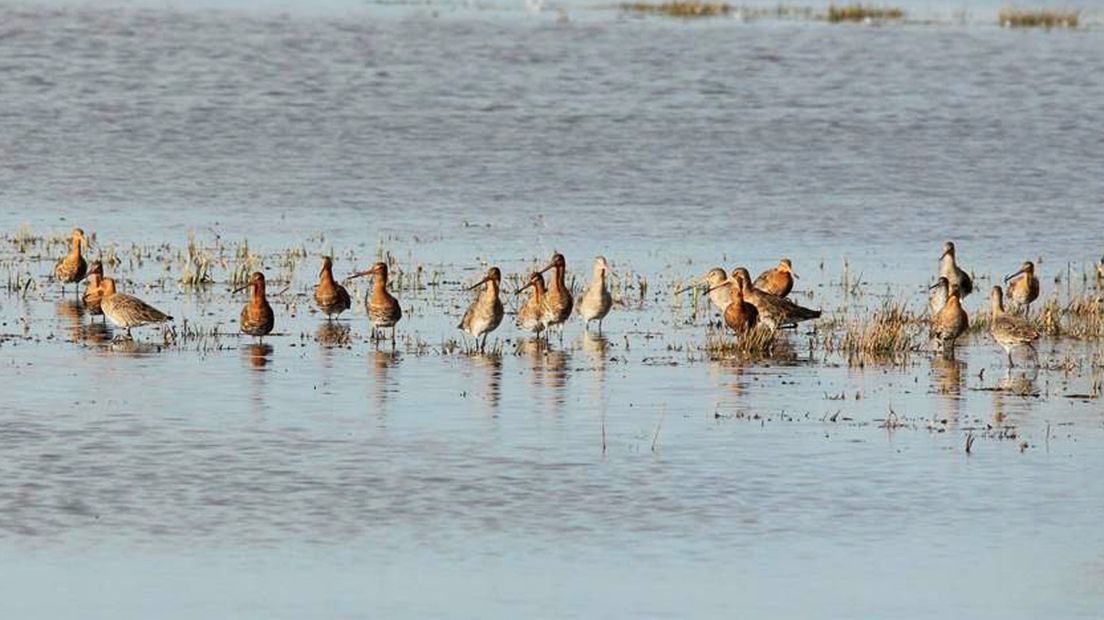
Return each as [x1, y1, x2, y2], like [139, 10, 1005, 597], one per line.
[1, 2, 1104, 618]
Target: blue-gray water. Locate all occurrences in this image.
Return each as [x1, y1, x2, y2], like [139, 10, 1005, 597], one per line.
[1, 1, 1103, 618]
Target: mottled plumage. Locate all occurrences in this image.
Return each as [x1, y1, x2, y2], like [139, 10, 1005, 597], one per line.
[83, 260, 105, 316]
[930, 282, 968, 353]
[990, 286, 1040, 367]
[100, 278, 173, 336]
[539, 253, 573, 334]
[515, 272, 547, 335]
[314, 256, 351, 319]
[929, 276, 950, 316]
[708, 272, 758, 333]
[939, 241, 973, 298]
[236, 271, 275, 338]
[459, 267, 504, 352]
[1004, 260, 1039, 314]
[733, 267, 820, 330]
[350, 262, 402, 344]
[54, 228, 88, 293]
[675, 267, 730, 314]
[578, 256, 613, 332]
[754, 258, 797, 298]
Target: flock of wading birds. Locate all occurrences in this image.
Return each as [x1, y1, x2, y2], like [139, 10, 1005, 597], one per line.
[52, 228, 1064, 366]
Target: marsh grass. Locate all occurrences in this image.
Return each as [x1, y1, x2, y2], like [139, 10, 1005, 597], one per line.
[703, 324, 776, 357]
[998, 9, 1079, 29]
[826, 4, 904, 22]
[620, 2, 732, 17]
[826, 300, 923, 365]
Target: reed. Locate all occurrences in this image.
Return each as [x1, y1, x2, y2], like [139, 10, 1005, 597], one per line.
[620, 2, 731, 18]
[703, 324, 776, 356]
[826, 4, 904, 22]
[998, 9, 1078, 29]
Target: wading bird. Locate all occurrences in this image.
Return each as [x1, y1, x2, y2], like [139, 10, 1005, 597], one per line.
[674, 267, 730, 314]
[459, 266, 504, 352]
[939, 241, 973, 298]
[314, 256, 351, 319]
[578, 256, 612, 333]
[234, 271, 275, 340]
[989, 286, 1040, 367]
[349, 262, 402, 346]
[1004, 260, 1039, 315]
[83, 260, 105, 317]
[754, 258, 797, 298]
[538, 253, 573, 341]
[732, 267, 820, 330]
[929, 276, 950, 316]
[100, 277, 173, 337]
[930, 282, 968, 355]
[54, 228, 89, 295]
[706, 270, 758, 333]
[515, 272, 547, 336]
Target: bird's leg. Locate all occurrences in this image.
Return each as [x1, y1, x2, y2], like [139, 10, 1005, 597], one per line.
[598, 319, 603, 336]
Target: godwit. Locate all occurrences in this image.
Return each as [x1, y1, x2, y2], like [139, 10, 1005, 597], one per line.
[928, 276, 949, 316]
[538, 252, 573, 341]
[515, 271, 547, 336]
[234, 271, 275, 340]
[754, 258, 797, 298]
[459, 266, 504, 352]
[1097, 256, 1104, 282]
[1004, 260, 1039, 315]
[349, 262, 402, 345]
[314, 256, 351, 319]
[939, 241, 973, 298]
[100, 278, 173, 337]
[578, 256, 612, 333]
[733, 267, 820, 330]
[54, 228, 89, 295]
[930, 282, 968, 354]
[82, 260, 105, 317]
[706, 270, 758, 333]
[674, 267, 730, 314]
[989, 286, 1039, 367]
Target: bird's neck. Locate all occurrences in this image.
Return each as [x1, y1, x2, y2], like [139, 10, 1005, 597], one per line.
[252, 282, 267, 304]
[320, 266, 335, 286]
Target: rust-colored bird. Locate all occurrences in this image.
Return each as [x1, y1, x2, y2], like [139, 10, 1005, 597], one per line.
[349, 261, 402, 345]
[939, 241, 973, 298]
[54, 228, 89, 295]
[515, 271, 547, 336]
[733, 267, 820, 330]
[989, 286, 1040, 367]
[100, 277, 173, 337]
[706, 270, 758, 333]
[82, 260, 105, 317]
[1003, 260, 1039, 315]
[674, 267, 730, 315]
[929, 276, 950, 316]
[314, 256, 351, 319]
[234, 271, 275, 339]
[930, 281, 968, 354]
[578, 256, 613, 333]
[459, 266, 504, 352]
[754, 258, 797, 298]
[538, 253, 573, 340]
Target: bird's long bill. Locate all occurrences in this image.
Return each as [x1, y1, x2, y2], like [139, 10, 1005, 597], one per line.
[940, 248, 951, 259]
[928, 281, 944, 291]
[468, 275, 491, 291]
[232, 283, 251, 294]
[704, 282, 728, 294]
[538, 261, 556, 274]
[673, 277, 703, 296]
[345, 269, 372, 281]
[514, 280, 535, 296]
[1003, 268, 1025, 283]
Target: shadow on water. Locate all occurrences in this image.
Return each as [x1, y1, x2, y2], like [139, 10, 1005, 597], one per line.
[245, 342, 273, 372]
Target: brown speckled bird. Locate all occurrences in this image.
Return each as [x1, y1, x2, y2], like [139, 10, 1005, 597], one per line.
[733, 267, 820, 330]
[234, 271, 275, 339]
[538, 253, 573, 341]
[930, 282, 968, 354]
[707, 270, 759, 333]
[349, 262, 402, 345]
[515, 272, 547, 336]
[990, 286, 1039, 367]
[754, 258, 797, 298]
[458, 266, 504, 352]
[1003, 260, 1040, 315]
[54, 228, 89, 295]
[100, 278, 173, 337]
[82, 260, 105, 317]
[314, 256, 351, 319]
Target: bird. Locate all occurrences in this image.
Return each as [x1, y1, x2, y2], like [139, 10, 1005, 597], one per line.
[100, 277, 173, 337]
[989, 286, 1040, 367]
[1004, 260, 1040, 315]
[928, 276, 950, 316]
[578, 256, 612, 333]
[538, 252, 573, 340]
[706, 270, 758, 333]
[939, 241, 973, 298]
[930, 282, 968, 354]
[1096, 256, 1104, 282]
[732, 267, 820, 330]
[314, 256, 351, 319]
[458, 266, 504, 352]
[234, 271, 275, 339]
[515, 271, 547, 336]
[674, 267, 731, 315]
[754, 258, 797, 298]
[349, 262, 402, 345]
[54, 228, 89, 295]
[82, 260, 105, 317]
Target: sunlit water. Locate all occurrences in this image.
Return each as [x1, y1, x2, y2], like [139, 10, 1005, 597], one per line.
[1, 1, 1103, 618]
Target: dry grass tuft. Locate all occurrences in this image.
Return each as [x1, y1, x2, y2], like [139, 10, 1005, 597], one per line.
[998, 9, 1078, 29]
[620, 2, 732, 17]
[827, 4, 904, 22]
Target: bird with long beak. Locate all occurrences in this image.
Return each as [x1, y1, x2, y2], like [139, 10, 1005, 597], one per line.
[930, 281, 968, 355]
[347, 261, 402, 346]
[234, 271, 274, 340]
[538, 252, 573, 341]
[100, 277, 173, 338]
[1003, 260, 1039, 315]
[928, 276, 950, 316]
[939, 241, 973, 298]
[459, 266, 504, 353]
[515, 272, 547, 336]
[578, 256, 613, 333]
[989, 286, 1039, 367]
[705, 270, 758, 334]
[674, 267, 730, 315]
[753, 258, 797, 298]
[83, 260, 105, 317]
[314, 256, 351, 319]
[54, 228, 91, 295]
[727, 267, 820, 330]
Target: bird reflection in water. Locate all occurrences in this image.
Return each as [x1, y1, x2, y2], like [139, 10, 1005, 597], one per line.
[930, 356, 966, 425]
[245, 343, 274, 371]
[519, 338, 569, 408]
[82, 321, 113, 346]
[371, 350, 400, 415]
[316, 321, 351, 349]
[468, 352, 503, 413]
[55, 300, 84, 343]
